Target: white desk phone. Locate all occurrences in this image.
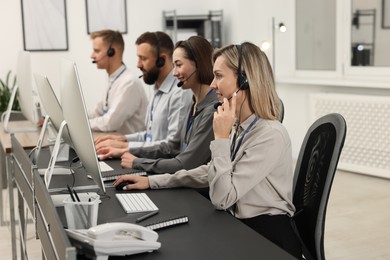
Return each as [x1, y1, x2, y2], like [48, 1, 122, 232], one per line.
[65, 222, 161, 259]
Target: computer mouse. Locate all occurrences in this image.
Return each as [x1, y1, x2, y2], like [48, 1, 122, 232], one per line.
[115, 181, 134, 191]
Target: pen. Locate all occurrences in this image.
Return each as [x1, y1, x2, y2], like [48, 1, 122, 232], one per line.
[73, 189, 81, 202]
[136, 210, 159, 223]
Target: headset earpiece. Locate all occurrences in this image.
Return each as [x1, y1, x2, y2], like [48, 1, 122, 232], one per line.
[154, 32, 165, 68]
[239, 72, 249, 90]
[236, 44, 249, 90]
[107, 47, 115, 57]
[156, 56, 165, 68]
[107, 31, 116, 57]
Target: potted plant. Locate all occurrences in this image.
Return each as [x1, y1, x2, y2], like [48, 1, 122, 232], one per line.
[0, 70, 20, 114]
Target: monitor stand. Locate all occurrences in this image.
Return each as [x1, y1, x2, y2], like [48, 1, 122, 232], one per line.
[43, 121, 72, 188]
[2, 85, 37, 133]
[33, 115, 49, 164]
[34, 116, 71, 177]
[43, 121, 99, 193]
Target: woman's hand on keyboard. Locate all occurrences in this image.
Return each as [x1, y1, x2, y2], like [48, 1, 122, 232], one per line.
[121, 152, 137, 168]
[113, 174, 150, 191]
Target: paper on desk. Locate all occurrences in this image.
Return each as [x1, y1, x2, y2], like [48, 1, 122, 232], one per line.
[99, 161, 114, 172]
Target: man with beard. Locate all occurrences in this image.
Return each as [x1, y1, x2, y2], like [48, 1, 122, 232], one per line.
[94, 31, 192, 151]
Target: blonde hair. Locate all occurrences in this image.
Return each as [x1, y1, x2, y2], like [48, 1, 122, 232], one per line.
[90, 29, 124, 55]
[212, 42, 280, 120]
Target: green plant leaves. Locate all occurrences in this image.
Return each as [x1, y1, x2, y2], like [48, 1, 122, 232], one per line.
[0, 70, 20, 112]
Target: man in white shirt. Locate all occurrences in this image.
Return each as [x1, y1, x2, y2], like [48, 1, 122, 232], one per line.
[89, 30, 148, 134]
[95, 31, 192, 151]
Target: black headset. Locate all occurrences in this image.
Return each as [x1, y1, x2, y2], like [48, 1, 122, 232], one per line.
[107, 31, 116, 57]
[154, 32, 165, 68]
[236, 44, 249, 90]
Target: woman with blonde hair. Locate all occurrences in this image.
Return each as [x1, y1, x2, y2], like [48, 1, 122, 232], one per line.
[115, 42, 302, 258]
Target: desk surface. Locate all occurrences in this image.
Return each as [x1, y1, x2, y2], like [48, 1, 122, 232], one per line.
[48, 159, 296, 260]
[0, 121, 115, 154]
[11, 136, 296, 260]
[110, 188, 295, 260]
[0, 121, 40, 153]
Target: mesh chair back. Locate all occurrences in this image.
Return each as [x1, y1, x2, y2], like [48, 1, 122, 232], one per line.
[279, 99, 284, 123]
[292, 113, 347, 260]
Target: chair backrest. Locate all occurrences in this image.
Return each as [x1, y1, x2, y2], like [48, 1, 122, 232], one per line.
[279, 98, 284, 123]
[292, 113, 347, 260]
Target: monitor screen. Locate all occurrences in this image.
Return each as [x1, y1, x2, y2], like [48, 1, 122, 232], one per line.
[16, 51, 36, 123]
[3, 51, 37, 132]
[60, 59, 105, 193]
[34, 73, 72, 147]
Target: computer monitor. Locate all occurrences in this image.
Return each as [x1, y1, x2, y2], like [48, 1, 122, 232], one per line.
[34, 74, 72, 145]
[33, 73, 73, 165]
[17, 51, 36, 122]
[60, 58, 105, 193]
[3, 51, 37, 132]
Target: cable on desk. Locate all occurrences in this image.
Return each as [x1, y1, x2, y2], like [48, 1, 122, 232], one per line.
[27, 147, 37, 159]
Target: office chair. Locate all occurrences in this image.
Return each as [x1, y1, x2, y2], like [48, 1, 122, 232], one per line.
[291, 113, 347, 260]
[279, 98, 284, 123]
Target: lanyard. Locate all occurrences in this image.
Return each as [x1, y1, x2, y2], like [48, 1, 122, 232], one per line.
[182, 89, 213, 151]
[182, 106, 194, 151]
[149, 90, 162, 123]
[230, 117, 258, 161]
[104, 65, 127, 112]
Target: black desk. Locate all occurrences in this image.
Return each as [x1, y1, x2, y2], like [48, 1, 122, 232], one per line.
[107, 188, 295, 260]
[12, 137, 296, 260]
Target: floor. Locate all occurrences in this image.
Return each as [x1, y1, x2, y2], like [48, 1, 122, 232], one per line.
[325, 170, 390, 260]
[1, 170, 390, 259]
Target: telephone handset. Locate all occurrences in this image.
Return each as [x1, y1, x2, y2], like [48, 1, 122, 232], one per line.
[88, 222, 158, 241]
[66, 222, 161, 259]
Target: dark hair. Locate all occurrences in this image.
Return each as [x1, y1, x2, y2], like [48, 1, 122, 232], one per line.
[135, 31, 174, 61]
[175, 36, 214, 85]
[90, 29, 124, 53]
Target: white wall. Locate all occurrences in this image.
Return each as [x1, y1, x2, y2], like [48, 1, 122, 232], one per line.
[0, 0, 224, 109]
[0, 0, 292, 107]
[296, 0, 336, 70]
[5, 0, 388, 162]
[277, 83, 390, 159]
[0, 0, 306, 160]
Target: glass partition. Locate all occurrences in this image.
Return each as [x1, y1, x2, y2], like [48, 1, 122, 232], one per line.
[296, 0, 336, 71]
[351, 0, 390, 67]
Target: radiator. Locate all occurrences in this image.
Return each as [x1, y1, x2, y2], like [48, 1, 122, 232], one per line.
[310, 93, 390, 179]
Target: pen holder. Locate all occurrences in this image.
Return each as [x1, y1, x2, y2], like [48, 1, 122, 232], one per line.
[63, 193, 100, 229]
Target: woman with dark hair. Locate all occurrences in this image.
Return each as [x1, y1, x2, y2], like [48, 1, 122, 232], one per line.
[104, 36, 218, 175]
